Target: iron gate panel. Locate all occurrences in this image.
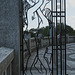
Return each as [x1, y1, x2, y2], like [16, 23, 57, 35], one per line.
[20, 0, 66, 75]
[52, 0, 66, 75]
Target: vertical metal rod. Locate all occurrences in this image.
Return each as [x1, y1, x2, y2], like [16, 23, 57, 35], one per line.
[51, 0, 53, 74]
[56, 0, 58, 75]
[60, 0, 62, 75]
[64, 0, 66, 74]
[20, 0, 24, 74]
[48, 21, 50, 46]
[36, 13, 40, 57]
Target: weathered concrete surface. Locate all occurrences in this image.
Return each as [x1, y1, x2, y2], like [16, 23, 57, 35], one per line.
[0, 47, 14, 75]
[0, 0, 21, 75]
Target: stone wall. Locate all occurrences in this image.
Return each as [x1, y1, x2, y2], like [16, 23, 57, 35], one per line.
[68, 36, 75, 43]
[24, 36, 75, 53]
[0, 0, 21, 75]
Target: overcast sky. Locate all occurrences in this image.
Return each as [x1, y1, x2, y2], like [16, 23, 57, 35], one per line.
[26, 0, 75, 30]
[67, 0, 75, 30]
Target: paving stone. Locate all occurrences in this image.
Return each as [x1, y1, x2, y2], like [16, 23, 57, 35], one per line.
[24, 43, 75, 75]
[67, 60, 75, 69]
[67, 70, 75, 75]
[69, 54, 75, 59]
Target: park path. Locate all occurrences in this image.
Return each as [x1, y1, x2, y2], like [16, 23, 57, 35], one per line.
[66, 43, 75, 75]
[24, 43, 75, 75]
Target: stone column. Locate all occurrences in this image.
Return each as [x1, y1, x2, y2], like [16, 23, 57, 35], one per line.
[0, 0, 21, 75]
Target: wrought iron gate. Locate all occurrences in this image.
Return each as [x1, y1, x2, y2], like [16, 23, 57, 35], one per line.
[20, 0, 66, 75]
[51, 0, 66, 75]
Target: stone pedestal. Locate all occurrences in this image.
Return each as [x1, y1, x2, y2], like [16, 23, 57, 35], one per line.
[0, 0, 21, 75]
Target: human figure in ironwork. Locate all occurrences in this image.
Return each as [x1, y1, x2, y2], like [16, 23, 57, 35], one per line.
[27, 0, 51, 29]
[41, 0, 52, 73]
[24, 0, 52, 75]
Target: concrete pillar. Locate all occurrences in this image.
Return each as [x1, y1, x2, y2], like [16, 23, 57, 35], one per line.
[0, 0, 21, 75]
[5, 70, 7, 75]
[10, 63, 12, 75]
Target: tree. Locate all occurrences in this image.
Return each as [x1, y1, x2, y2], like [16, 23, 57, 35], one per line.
[55, 23, 75, 36]
[29, 24, 75, 37]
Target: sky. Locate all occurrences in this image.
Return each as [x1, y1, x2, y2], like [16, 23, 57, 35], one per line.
[67, 0, 75, 30]
[25, 0, 75, 30]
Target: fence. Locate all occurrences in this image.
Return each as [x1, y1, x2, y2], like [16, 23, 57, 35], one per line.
[24, 36, 75, 52]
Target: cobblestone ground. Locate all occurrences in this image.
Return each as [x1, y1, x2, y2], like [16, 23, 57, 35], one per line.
[66, 43, 75, 75]
[24, 43, 75, 75]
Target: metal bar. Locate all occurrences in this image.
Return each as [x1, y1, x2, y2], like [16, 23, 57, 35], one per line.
[52, 11, 65, 13]
[56, 0, 58, 75]
[52, 16, 65, 17]
[51, 0, 53, 74]
[60, 0, 62, 75]
[20, 0, 24, 74]
[64, 0, 66, 74]
[48, 21, 50, 46]
[53, 49, 65, 50]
